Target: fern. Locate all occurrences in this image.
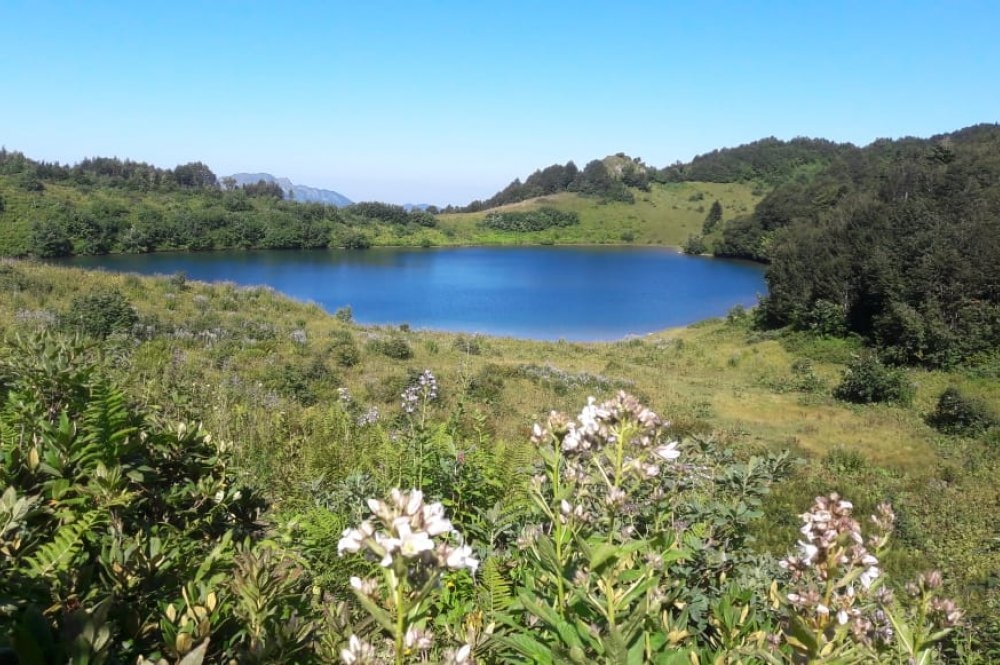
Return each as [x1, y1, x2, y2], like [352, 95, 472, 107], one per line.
[75, 380, 138, 473]
[23, 511, 101, 578]
[477, 555, 513, 619]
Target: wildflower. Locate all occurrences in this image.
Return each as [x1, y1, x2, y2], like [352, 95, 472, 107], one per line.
[404, 627, 435, 652]
[652, 441, 680, 461]
[340, 635, 376, 664]
[349, 576, 379, 598]
[402, 369, 438, 413]
[396, 522, 435, 558]
[356, 406, 379, 426]
[443, 644, 472, 665]
[929, 597, 963, 627]
[339, 488, 476, 573]
[444, 544, 479, 573]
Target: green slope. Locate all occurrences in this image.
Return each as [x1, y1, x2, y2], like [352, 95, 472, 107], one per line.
[436, 181, 762, 247]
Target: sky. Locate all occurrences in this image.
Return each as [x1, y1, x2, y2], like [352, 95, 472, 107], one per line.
[2, 1, 998, 206]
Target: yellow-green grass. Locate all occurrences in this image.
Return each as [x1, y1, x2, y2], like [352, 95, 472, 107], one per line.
[3, 258, 999, 597]
[433, 181, 763, 247]
[3, 258, 989, 472]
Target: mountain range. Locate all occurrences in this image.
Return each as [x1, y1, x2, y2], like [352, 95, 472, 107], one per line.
[224, 172, 352, 207]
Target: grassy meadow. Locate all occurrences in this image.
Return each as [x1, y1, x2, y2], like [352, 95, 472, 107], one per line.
[431, 181, 761, 247]
[3, 257, 997, 617]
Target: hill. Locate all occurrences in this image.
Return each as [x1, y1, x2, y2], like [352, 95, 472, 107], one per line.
[0, 151, 437, 256]
[225, 172, 353, 206]
[438, 182, 762, 246]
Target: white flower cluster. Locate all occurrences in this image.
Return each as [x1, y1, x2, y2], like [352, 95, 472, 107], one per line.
[779, 493, 897, 644]
[532, 391, 680, 474]
[780, 493, 883, 590]
[338, 488, 478, 574]
[401, 369, 438, 414]
[355, 406, 379, 427]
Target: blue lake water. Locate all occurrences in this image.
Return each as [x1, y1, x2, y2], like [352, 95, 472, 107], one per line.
[61, 247, 766, 341]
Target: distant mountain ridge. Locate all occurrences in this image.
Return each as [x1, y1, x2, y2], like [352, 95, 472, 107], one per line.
[225, 172, 352, 207]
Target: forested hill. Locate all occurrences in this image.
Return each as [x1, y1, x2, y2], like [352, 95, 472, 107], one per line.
[458, 138, 853, 213]
[744, 124, 1000, 367]
[458, 154, 647, 212]
[658, 136, 852, 185]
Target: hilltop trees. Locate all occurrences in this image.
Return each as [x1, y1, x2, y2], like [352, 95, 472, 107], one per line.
[462, 156, 643, 211]
[754, 124, 1000, 367]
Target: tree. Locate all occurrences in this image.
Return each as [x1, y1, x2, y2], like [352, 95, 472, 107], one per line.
[703, 200, 723, 234]
[29, 219, 73, 258]
[172, 161, 218, 189]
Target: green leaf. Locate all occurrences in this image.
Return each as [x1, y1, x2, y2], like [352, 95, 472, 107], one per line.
[497, 632, 555, 664]
[24, 511, 101, 578]
[351, 588, 395, 634]
[518, 592, 583, 650]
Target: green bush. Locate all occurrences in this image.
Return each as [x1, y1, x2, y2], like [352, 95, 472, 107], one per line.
[367, 335, 413, 360]
[64, 288, 139, 338]
[834, 352, 914, 405]
[452, 334, 485, 355]
[466, 364, 505, 403]
[927, 387, 998, 436]
[330, 331, 360, 368]
[682, 234, 708, 255]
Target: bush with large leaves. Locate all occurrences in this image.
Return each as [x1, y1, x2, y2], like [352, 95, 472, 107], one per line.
[0, 333, 295, 664]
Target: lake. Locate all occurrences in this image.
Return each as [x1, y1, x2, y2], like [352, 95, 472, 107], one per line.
[62, 247, 766, 341]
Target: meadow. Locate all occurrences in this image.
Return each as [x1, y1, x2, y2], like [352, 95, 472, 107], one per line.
[2, 258, 997, 662]
[431, 181, 761, 247]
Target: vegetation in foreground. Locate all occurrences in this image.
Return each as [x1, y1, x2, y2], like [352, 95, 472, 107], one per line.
[1, 260, 998, 663]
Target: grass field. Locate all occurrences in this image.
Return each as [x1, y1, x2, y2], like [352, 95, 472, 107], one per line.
[2, 258, 998, 617]
[431, 181, 762, 247]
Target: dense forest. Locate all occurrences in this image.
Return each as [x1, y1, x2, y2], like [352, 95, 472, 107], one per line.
[722, 125, 1000, 368]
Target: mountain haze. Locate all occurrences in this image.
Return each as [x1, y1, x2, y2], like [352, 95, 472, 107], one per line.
[226, 172, 352, 206]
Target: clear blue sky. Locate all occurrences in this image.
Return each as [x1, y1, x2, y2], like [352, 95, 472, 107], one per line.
[2, 1, 998, 205]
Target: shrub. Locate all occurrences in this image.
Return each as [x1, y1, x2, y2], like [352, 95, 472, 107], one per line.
[927, 386, 998, 436]
[341, 231, 371, 250]
[479, 208, 579, 232]
[334, 305, 353, 322]
[452, 334, 484, 355]
[682, 234, 708, 255]
[834, 352, 914, 405]
[64, 288, 139, 338]
[330, 330, 360, 367]
[367, 335, 413, 360]
[799, 299, 847, 337]
[466, 364, 505, 403]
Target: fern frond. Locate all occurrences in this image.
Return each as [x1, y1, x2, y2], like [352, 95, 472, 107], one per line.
[23, 511, 101, 578]
[75, 381, 138, 471]
[477, 555, 513, 618]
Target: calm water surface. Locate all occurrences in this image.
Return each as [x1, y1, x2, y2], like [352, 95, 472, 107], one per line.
[63, 247, 766, 341]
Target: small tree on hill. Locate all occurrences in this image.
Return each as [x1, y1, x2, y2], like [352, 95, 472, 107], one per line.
[703, 200, 723, 234]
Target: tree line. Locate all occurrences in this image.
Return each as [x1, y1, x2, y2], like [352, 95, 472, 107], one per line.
[0, 151, 437, 256]
[743, 124, 1000, 367]
[458, 155, 648, 212]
